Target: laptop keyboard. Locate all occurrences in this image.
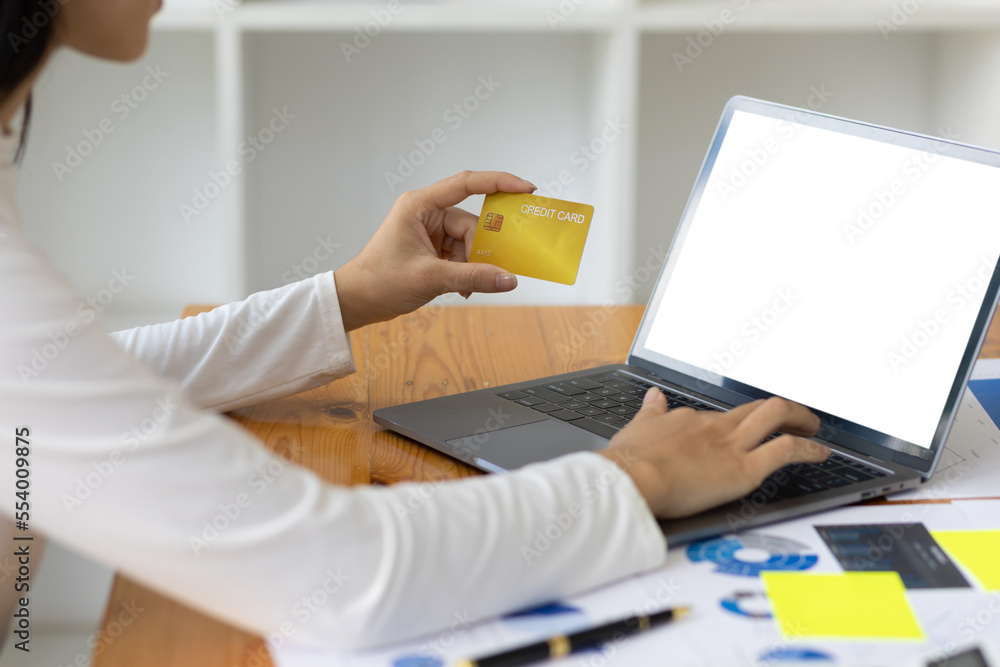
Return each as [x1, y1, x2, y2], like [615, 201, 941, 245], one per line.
[497, 370, 888, 504]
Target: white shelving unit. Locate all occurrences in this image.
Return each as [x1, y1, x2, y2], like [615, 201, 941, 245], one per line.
[19, 0, 1000, 328]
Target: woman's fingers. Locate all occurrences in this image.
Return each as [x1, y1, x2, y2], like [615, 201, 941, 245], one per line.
[747, 434, 831, 481]
[441, 207, 480, 260]
[729, 396, 821, 448]
[420, 171, 535, 212]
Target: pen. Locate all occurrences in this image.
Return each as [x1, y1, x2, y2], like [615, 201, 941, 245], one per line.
[455, 605, 691, 667]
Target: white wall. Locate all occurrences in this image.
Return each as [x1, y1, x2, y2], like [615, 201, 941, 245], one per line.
[19, 31, 223, 331]
[242, 31, 620, 305]
[635, 32, 937, 304]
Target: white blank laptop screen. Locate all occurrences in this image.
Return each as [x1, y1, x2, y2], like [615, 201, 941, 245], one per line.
[645, 110, 1000, 448]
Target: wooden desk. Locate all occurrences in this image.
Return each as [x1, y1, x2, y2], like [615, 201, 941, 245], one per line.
[93, 305, 1000, 667]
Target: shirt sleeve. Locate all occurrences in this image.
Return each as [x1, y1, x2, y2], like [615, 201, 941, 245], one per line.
[108, 273, 356, 413]
[0, 225, 667, 651]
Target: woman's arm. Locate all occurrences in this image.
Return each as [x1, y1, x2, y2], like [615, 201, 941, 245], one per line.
[0, 224, 666, 650]
[109, 273, 356, 413]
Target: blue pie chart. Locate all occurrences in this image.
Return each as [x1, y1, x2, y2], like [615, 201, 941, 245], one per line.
[687, 534, 818, 577]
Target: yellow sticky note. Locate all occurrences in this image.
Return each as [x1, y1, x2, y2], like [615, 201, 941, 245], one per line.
[762, 572, 923, 640]
[469, 192, 594, 285]
[933, 531, 1000, 590]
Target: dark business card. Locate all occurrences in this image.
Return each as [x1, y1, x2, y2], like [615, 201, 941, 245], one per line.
[816, 523, 971, 589]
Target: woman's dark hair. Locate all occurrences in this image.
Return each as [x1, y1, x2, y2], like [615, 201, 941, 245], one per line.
[0, 0, 56, 163]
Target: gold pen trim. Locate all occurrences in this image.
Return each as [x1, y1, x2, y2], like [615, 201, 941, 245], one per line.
[638, 614, 651, 632]
[549, 635, 571, 659]
[673, 606, 692, 621]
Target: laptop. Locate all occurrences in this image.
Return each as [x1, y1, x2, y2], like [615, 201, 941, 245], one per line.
[374, 96, 1000, 544]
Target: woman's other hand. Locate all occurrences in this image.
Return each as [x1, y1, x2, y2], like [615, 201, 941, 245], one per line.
[334, 171, 535, 331]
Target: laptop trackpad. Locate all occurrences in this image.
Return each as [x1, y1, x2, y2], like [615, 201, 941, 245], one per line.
[446, 419, 609, 472]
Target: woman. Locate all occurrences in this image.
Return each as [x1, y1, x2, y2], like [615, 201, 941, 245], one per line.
[0, 0, 827, 652]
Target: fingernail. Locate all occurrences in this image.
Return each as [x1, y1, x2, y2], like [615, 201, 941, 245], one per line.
[495, 273, 517, 291]
[643, 387, 659, 404]
[522, 179, 537, 191]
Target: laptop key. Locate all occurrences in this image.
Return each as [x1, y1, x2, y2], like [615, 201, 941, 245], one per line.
[575, 407, 607, 417]
[840, 469, 874, 483]
[608, 394, 633, 404]
[593, 399, 620, 409]
[604, 380, 631, 389]
[609, 406, 635, 415]
[596, 414, 627, 424]
[522, 386, 572, 403]
[572, 418, 621, 439]
[766, 481, 808, 500]
[543, 383, 585, 396]
[559, 401, 587, 411]
[497, 390, 527, 400]
[549, 409, 586, 421]
[575, 393, 602, 402]
[566, 378, 603, 391]
[824, 477, 852, 488]
[790, 477, 828, 494]
[515, 396, 545, 406]
[530, 403, 562, 413]
[592, 387, 618, 396]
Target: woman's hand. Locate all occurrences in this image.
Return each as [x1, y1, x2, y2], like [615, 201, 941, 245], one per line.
[334, 171, 535, 331]
[599, 389, 829, 519]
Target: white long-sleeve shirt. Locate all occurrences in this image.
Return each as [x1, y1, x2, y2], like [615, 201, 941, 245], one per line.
[0, 128, 667, 651]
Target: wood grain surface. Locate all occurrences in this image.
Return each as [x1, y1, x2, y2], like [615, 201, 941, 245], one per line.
[92, 305, 1000, 666]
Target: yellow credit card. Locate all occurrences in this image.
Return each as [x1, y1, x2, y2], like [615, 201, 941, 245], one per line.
[470, 192, 594, 285]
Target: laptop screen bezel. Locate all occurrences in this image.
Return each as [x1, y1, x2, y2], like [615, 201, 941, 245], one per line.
[628, 95, 1000, 478]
